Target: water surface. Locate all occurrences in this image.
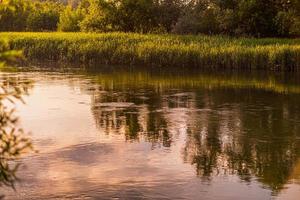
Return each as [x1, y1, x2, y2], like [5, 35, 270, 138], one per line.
[1, 68, 300, 199]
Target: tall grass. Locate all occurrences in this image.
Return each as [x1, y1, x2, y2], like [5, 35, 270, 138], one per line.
[1, 32, 300, 70]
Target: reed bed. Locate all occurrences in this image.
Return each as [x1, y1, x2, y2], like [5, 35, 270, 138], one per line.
[1, 32, 300, 70]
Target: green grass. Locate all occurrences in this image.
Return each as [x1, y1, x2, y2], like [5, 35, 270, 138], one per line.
[1, 32, 300, 70]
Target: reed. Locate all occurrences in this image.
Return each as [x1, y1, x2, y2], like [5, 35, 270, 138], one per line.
[1, 32, 300, 70]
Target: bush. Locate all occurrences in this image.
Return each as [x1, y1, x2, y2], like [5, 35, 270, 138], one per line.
[79, 0, 113, 32]
[155, 0, 182, 32]
[275, 11, 295, 37]
[290, 20, 300, 37]
[58, 6, 84, 32]
[173, 2, 220, 35]
[28, 2, 62, 31]
[111, 0, 158, 33]
[0, 0, 31, 31]
[0, 39, 22, 67]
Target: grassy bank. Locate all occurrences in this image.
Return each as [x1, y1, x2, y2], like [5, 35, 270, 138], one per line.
[2, 32, 300, 70]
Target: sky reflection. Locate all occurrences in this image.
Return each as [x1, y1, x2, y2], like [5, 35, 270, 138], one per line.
[1, 70, 300, 199]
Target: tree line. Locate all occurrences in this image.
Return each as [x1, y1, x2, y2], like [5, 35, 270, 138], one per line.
[0, 0, 299, 37]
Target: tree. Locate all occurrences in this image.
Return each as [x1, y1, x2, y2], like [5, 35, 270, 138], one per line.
[26, 2, 62, 31]
[58, 5, 84, 31]
[155, 0, 183, 32]
[79, 0, 114, 32]
[173, 0, 220, 34]
[0, 0, 32, 31]
[237, 0, 278, 37]
[112, 0, 158, 33]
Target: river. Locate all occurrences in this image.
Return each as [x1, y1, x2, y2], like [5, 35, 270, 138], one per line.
[1, 67, 300, 199]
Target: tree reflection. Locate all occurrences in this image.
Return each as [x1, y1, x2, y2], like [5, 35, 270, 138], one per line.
[91, 87, 171, 148]
[182, 89, 300, 193]
[88, 71, 300, 193]
[0, 75, 33, 191]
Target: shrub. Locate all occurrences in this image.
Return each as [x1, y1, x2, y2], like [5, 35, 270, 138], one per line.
[58, 6, 84, 32]
[0, 0, 31, 31]
[173, 2, 220, 35]
[79, 0, 116, 32]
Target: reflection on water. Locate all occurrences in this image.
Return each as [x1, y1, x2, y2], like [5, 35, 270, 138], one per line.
[90, 70, 300, 193]
[1, 68, 300, 199]
[0, 75, 33, 195]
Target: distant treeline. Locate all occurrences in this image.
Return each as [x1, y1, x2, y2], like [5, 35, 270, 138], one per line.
[0, 0, 299, 37]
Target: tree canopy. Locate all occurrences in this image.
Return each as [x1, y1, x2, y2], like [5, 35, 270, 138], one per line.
[0, 0, 299, 37]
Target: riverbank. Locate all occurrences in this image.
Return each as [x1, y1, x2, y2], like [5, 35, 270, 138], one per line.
[2, 32, 300, 70]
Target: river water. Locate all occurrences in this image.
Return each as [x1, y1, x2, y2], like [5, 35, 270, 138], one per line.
[1, 67, 300, 199]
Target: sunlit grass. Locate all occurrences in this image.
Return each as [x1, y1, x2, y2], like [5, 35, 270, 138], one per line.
[1, 32, 300, 70]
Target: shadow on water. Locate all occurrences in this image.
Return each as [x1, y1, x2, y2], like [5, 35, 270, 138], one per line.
[81, 68, 300, 195]
[0, 75, 33, 198]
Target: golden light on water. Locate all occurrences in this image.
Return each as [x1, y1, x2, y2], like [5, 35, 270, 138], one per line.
[1, 70, 300, 199]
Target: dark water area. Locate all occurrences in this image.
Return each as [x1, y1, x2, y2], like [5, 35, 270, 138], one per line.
[1, 67, 300, 199]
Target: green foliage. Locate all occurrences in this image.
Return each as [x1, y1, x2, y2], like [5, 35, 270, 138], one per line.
[58, 6, 84, 32]
[0, 0, 62, 32]
[0, 40, 22, 67]
[2, 32, 300, 70]
[173, 1, 220, 34]
[237, 0, 278, 37]
[0, 75, 33, 189]
[0, 39, 33, 190]
[290, 18, 300, 36]
[26, 2, 62, 31]
[0, 0, 32, 31]
[0, 0, 299, 37]
[79, 0, 114, 32]
[112, 0, 158, 33]
[155, 0, 182, 32]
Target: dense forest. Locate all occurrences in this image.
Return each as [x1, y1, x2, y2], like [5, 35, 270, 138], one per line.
[0, 0, 299, 37]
